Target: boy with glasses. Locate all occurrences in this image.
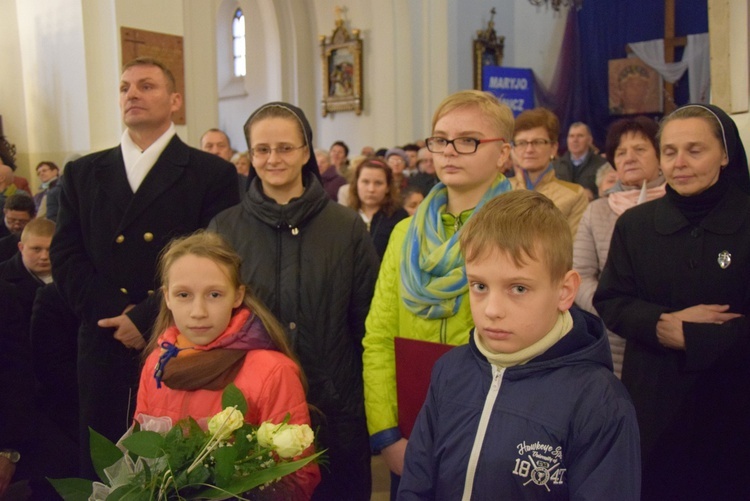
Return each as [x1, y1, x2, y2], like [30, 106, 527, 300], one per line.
[363, 90, 514, 497]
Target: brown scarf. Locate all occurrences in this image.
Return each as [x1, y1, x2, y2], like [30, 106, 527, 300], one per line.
[161, 349, 247, 390]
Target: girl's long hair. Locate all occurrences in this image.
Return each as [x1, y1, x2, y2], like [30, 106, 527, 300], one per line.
[144, 230, 306, 390]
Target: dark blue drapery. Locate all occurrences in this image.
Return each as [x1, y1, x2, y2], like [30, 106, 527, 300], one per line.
[541, 1, 708, 150]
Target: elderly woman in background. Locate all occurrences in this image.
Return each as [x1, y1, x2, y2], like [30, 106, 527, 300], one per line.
[347, 158, 408, 258]
[509, 108, 588, 236]
[595, 163, 618, 196]
[573, 116, 665, 378]
[594, 104, 750, 499]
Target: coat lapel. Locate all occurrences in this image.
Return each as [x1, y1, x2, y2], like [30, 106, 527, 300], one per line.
[118, 135, 188, 230]
[94, 147, 133, 215]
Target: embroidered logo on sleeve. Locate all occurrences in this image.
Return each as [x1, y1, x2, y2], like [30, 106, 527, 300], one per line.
[513, 441, 566, 492]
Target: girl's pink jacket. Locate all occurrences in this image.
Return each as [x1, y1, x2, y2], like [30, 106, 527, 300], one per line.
[135, 311, 320, 499]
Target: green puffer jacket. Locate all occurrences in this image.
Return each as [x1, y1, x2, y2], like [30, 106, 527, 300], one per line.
[363, 214, 475, 452]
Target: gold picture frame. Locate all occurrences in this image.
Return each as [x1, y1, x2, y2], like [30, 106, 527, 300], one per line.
[320, 10, 363, 117]
[473, 8, 505, 90]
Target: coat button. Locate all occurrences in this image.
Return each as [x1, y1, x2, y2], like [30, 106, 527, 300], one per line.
[116, 235, 125, 243]
[143, 232, 154, 242]
[120, 287, 128, 295]
[289, 322, 297, 330]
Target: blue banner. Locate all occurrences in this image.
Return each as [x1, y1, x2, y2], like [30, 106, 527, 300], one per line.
[482, 66, 535, 117]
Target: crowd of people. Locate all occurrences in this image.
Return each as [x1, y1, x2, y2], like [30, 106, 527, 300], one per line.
[1, 55, 749, 501]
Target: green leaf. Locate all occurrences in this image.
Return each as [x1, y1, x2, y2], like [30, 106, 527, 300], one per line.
[47, 477, 93, 501]
[222, 382, 247, 416]
[212, 445, 238, 487]
[164, 424, 192, 471]
[89, 427, 124, 482]
[186, 463, 211, 486]
[121, 431, 166, 458]
[232, 425, 253, 457]
[194, 451, 324, 499]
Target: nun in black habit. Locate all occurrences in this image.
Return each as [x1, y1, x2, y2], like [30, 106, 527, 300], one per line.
[594, 103, 750, 500]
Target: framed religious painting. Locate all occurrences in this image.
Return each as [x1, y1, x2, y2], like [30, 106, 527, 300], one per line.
[473, 8, 505, 90]
[320, 13, 363, 117]
[608, 57, 663, 115]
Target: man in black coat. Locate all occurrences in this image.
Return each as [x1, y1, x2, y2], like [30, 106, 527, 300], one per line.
[50, 57, 239, 477]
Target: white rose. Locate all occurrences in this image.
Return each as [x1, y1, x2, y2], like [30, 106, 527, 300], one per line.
[271, 424, 314, 459]
[207, 407, 245, 441]
[256, 421, 281, 449]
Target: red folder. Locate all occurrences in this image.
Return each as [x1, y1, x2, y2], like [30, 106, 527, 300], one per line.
[395, 337, 455, 439]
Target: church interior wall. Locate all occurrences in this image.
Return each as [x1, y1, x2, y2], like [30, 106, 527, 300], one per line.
[1, 0, 746, 189]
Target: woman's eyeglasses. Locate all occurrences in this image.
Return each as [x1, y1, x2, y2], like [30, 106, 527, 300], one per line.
[250, 144, 306, 158]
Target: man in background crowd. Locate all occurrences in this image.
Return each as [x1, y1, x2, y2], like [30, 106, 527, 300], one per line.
[554, 122, 606, 200]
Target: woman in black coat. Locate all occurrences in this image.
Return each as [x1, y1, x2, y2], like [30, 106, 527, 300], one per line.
[209, 102, 379, 500]
[347, 158, 408, 259]
[594, 104, 750, 500]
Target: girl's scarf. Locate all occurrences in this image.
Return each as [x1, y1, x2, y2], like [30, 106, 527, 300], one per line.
[607, 178, 666, 216]
[475, 310, 573, 368]
[400, 175, 512, 319]
[154, 307, 275, 390]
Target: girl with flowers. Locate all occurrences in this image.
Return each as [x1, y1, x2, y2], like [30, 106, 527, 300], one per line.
[362, 90, 515, 496]
[134, 231, 319, 499]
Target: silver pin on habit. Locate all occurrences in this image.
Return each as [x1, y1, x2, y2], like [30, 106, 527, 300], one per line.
[717, 251, 731, 269]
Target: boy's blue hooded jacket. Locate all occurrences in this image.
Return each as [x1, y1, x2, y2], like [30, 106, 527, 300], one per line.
[398, 307, 641, 500]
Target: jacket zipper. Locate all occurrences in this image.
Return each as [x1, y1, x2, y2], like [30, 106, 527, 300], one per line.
[275, 222, 283, 315]
[462, 365, 504, 501]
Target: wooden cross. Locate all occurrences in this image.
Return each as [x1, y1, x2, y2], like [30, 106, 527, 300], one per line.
[663, 0, 687, 113]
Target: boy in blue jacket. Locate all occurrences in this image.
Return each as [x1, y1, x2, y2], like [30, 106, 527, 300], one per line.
[398, 190, 640, 500]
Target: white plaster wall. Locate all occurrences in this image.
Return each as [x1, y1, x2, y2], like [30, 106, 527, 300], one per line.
[0, 0, 29, 176]
[0, 0, 594, 174]
[311, 1, 417, 152]
[183, 0, 221, 148]
[308, 0, 564, 153]
[82, 0, 121, 153]
[213, 0, 287, 151]
[509, 2, 567, 85]
[14, 0, 90, 184]
[206, 0, 564, 153]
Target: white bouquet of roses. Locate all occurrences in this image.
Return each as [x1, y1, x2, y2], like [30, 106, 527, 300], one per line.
[50, 384, 323, 500]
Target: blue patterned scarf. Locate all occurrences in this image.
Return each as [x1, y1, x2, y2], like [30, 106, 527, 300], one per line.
[400, 175, 512, 319]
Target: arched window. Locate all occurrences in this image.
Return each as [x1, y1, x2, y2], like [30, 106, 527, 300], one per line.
[232, 8, 246, 77]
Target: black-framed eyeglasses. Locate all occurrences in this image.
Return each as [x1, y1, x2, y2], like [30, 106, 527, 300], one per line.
[511, 139, 553, 150]
[250, 144, 306, 158]
[425, 137, 505, 154]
